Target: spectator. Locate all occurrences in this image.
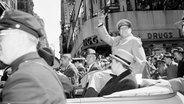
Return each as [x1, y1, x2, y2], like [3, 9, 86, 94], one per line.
[172, 47, 184, 78]
[84, 48, 102, 73]
[38, 47, 73, 98]
[163, 52, 178, 80]
[72, 57, 86, 83]
[156, 59, 167, 79]
[60, 53, 79, 85]
[119, 0, 127, 11]
[129, 0, 136, 11]
[83, 49, 138, 97]
[81, 48, 102, 97]
[0, 10, 65, 103]
[97, 12, 147, 76]
[182, 16, 184, 35]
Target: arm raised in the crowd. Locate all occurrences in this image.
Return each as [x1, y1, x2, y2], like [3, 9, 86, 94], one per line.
[96, 12, 118, 46]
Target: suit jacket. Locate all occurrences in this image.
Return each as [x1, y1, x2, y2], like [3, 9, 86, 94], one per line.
[166, 61, 178, 80]
[169, 78, 184, 94]
[81, 62, 102, 96]
[177, 58, 184, 77]
[2, 52, 66, 104]
[88, 62, 102, 73]
[84, 70, 113, 97]
[97, 26, 146, 74]
[98, 69, 137, 97]
[63, 63, 78, 85]
[56, 71, 73, 97]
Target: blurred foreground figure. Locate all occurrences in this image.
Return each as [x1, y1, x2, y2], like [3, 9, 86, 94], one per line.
[38, 47, 73, 98]
[0, 10, 66, 103]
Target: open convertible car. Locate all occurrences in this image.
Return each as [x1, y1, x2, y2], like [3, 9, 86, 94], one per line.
[67, 86, 184, 104]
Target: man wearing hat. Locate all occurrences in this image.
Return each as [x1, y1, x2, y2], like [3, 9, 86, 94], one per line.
[98, 49, 138, 96]
[60, 53, 79, 85]
[163, 52, 178, 80]
[83, 49, 138, 97]
[72, 57, 86, 83]
[172, 47, 184, 78]
[85, 48, 102, 73]
[96, 12, 147, 76]
[37, 47, 73, 98]
[0, 10, 66, 103]
[81, 48, 102, 97]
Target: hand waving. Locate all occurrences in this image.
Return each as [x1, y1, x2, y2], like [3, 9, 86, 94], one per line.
[97, 11, 107, 24]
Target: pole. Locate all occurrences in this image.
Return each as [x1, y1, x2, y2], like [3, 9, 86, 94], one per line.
[104, 0, 109, 32]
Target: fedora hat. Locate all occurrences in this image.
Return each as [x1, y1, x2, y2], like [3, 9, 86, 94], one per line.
[72, 57, 85, 63]
[72, 57, 85, 61]
[163, 52, 173, 58]
[172, 47, 184, 54]
[110, 49, 134, 67]
[86, 48, 96, 55]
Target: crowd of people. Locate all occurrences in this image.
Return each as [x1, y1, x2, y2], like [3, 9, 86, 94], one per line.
[119, 0, 184, 11]
[0, 8, 183, 104]
[136, 0, 184, 11]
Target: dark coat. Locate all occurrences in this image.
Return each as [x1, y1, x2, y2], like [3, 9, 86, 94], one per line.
[98, 69, 137, 97]
[88, 62, 102, 73]
[56, 72, 73, 98]
[77, 65, 86, 83]
[82, 62, 102, 97]
[177, 58, 184, 77]
[2, 52, 66, 104]
[63, 63, 78, 85]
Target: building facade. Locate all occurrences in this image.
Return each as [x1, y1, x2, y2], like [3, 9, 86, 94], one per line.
[64, 0, 184, 57]
[60, 0, 75, 56]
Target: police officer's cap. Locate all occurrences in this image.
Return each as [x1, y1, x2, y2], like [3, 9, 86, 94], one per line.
[116, 19, 132, 30]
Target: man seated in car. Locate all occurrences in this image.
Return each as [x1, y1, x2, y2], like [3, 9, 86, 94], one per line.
[72, 57, 86, 83]
[85, 49, 138, 97]
[81, 48, 102, 97]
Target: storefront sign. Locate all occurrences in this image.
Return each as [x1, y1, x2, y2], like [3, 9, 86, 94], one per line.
[109, 29, 180, 40]
[83, 35, 103, 46]
[147, 32, 173, 39]
[132, 29, 180, 40]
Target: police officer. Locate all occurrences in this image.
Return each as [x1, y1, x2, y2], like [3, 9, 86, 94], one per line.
[0, 10, 66, 103]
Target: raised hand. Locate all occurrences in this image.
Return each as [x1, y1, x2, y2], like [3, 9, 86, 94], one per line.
[97, 10, 107, 24]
